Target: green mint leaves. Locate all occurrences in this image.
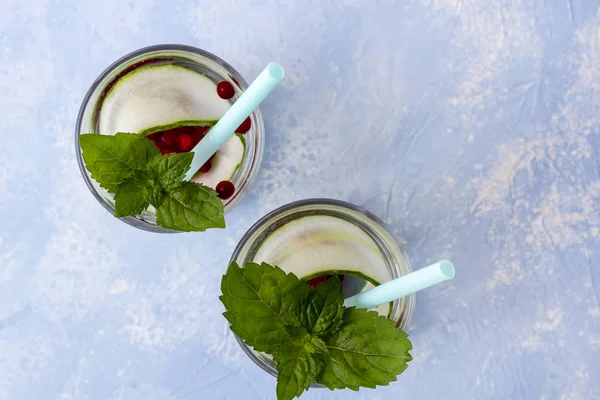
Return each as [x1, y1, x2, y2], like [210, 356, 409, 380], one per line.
[114, 171, 151, 217]
[79, 133, 225, 232]
[318, 307, 412, 390]
[274, 345, 325, 400]
[299, 276, 345, 337]
[220, 262, 310, 354]
[147, 152, 193, 192]
[155, 182, 225, 232]
[220, 262, 412, 400]
[79, 132, 159, 192]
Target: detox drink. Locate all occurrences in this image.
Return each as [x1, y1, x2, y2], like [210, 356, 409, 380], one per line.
[75, 45, 265, 232]
[228, 199, 415, 379]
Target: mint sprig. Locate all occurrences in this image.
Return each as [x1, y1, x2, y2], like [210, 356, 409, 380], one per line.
[220, 262, 412, 400]
[79, 132, 225, 232]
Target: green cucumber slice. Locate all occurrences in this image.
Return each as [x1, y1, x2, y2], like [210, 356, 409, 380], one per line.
[99, 64, 230, 135]
[251, 215, 394, 318]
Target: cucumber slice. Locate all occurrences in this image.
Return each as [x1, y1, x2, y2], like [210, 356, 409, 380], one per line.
[251, 215, 393, 317]
[138, 119, 218, 136]
[191, 133, 245, 189]
[99, 64, 231, 135]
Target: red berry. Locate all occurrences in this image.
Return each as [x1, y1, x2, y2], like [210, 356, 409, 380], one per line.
[305, 274, 343, 288]
[235, 117, 252, 134]
[159, 147, 171, 155]
[147, 133, 164, 151]
[191, 126, 208, 147]
[196, 126, 211, 135]
[199, 160, 212, 173]
[215, 180, 235, 200]
[216, 81, 235, 99]
[306, 275, 328, 288]
[193, 125, 210, 137]
[178, 134, 193, 152]
[161, 130, 177, 147]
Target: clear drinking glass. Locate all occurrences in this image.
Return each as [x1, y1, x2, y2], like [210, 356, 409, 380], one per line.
[75, 44, 265, 233]
[229, 198, 416, 382]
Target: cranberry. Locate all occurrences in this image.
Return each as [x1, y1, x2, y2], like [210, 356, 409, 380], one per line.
[235, 117, 252, 134]
[161, 130, 177, 147]
[305, 274, 343, 288]
[306, 275, 328, 288]
[196, 126, 211, 135]
[146, 125, 213, 155]
[199, 160, 212, 173]
[191, 126, 208, 146]
[216, 81, 235, 99]
[178, 134, 193, 152]
[193, 125, 209, 137]
[215, 180, 235, 200]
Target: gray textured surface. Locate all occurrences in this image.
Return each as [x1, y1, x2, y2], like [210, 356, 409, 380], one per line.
[1, 0, 600, 399]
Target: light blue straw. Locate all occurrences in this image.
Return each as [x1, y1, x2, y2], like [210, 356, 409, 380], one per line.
[343, 260, 456, 309]
[184, 62, 285, 181]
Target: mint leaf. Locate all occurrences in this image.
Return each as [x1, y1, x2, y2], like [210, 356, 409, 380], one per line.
[284, 325, 310, 344]
[220, 263, 414, 399]
[79, 133, 159, 192]
[283, 325, 328, 356]
[146, 152, 194, 208]
[274, 348, 324, 400]
[220, 262, 310, 353]
[256, 263, 310, 326]
[147, 188, 167, 209]
[114, 171, 151, 217]
[80, 133, 228, 232]
[316, 307, 412, 390]
[299, 276, 344, 338]
[148, 152, 194, 192]
[156, 181, 225, 232]
[146, 179, 167, 209]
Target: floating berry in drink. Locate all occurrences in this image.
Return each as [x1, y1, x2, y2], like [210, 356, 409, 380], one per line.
[216, 81, 235, 99]
[235, 117, 251, 134]
[178, 134, 193, 152]
[216, 180, 235, 200]
[161, 129, 177, 147]
[199, 160, 212, 173]
[305, 274, 343, 288]
[306, 275, 329, 288]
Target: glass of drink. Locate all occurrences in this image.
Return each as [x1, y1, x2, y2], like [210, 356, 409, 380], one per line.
[75, 44, 265, 232]
[229, 198, 416, 381]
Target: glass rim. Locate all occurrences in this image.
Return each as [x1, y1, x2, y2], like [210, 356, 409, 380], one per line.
[229, 198, 416, 383]
[74, 44, 265, 233]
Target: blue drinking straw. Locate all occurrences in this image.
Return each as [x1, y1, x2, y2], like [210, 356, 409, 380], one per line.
[184, 62, 285, 181]
[343, 260, 456, 309]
